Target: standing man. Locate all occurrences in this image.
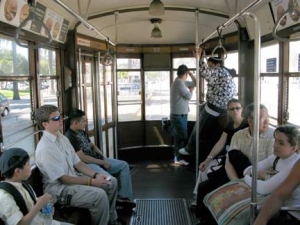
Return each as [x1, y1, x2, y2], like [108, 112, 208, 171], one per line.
[65, 108, 135, 209]
[34, 105, 122, 225]
[170, 64, 195, 165]
[179, 47, 236, 157]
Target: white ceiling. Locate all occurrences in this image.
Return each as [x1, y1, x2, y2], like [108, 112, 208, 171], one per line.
[41, 0, 274, 45]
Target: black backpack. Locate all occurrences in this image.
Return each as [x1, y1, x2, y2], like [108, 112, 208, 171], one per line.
[0, 181, 36, 222]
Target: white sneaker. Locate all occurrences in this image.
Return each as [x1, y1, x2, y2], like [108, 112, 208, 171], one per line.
[174, 159, 189, 166]
[179, 148, 191, 155]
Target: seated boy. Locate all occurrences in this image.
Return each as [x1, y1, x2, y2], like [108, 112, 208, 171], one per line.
[0, 147, 72, 225]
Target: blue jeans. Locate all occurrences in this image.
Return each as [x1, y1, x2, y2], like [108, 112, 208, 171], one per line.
[87, 158, 133, 199]
[185, 104, 218, 153]
[169, 114, 188, 159]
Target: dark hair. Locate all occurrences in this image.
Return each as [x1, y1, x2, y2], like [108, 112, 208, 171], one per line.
[207, 57, 223, 66]
[34, 105, 59, 130]
[3, 155, 30, 179]
[227, 98, 242, 108]
[243, 103, 268, 121]
[177, 64, 188, 76]
[274, 125, 300, 148]
[69, 108, 85, 124]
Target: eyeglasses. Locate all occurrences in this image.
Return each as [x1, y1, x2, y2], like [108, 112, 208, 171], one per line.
[228, 107, 242, 111]
[48, 115, 61, 121]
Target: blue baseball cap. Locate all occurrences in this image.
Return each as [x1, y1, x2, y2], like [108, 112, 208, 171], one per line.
[0, 148, 29, 173]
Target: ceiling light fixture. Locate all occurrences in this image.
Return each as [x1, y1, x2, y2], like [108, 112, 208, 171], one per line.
[150, 18, 162, 38]
[149, 0, 165, 16]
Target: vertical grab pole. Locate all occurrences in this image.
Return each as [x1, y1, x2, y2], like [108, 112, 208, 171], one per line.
[243, 12, 261, 225]
[96, 52, 104, 152]
[195, 9, 200, 180]
[78, 48, 83, 109]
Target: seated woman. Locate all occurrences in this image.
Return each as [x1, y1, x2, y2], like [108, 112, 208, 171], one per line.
[196, 124, 300, 225]
[191, 98, 248, 207]
[243, 125, 300, 195]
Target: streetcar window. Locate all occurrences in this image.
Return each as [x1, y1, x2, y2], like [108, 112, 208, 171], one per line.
[261, 43, 279, 73]
[289, 40, 300, 73]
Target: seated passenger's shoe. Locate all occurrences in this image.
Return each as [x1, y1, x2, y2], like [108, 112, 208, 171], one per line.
[190, 200, 197, 208]
[174, 159, 189, 166]
[161, 117, 171, 131]
[116, 198, 136, 210]
[179, 148, 192, 155]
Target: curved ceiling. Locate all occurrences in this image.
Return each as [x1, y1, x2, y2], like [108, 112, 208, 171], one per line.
[43, 0, 274, 45]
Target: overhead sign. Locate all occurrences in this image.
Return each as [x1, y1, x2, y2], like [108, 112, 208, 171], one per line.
[0, 0, 69, 43]
[270, 0, 300, 31]
[266, 58, 277, 72]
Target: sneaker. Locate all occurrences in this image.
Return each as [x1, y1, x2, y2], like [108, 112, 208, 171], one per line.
[116, 198, 136, 210]
[174, 159, 189, 166]
[179, 148, 191, 155]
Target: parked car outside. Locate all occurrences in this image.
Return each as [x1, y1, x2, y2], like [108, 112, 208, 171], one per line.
[0, 93, 11, 117]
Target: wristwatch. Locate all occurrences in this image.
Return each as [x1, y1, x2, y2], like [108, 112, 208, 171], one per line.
[207, 155, 213, 160]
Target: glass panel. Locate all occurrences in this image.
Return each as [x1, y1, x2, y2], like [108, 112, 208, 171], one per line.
[289, 41, 300, 72]
[38, 48, 57, 76]
[173, 57, 196, 69]
[288, 78, 300, 126]
[118, 104, 141, 121]
[224, 52, 239, 74]
[261, 43, 279, 73]
[117, 58, 141, 69]
[260, 77, 278, 125]
[108, 128, 114, 158]
[107, 84, 113, 123]
[40, 79, 58, 106]
[117, 71, 141, 121]
[145, 71, 170, 120]
[102, 131, 107, 157]
[0, 88, 35, 164]
[0, 38, 29, 76]
[86, 86, 94, 130]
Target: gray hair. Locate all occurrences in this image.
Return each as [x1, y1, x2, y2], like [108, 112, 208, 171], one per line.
[243, 103, 268, 121]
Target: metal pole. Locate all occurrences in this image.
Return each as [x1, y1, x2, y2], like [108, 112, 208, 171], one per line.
[52, 0, 115, 46]
[96, 52, 104, 152]
[198, 0, 266, 46]
[2, 130, 43, 150]
[195, 9, 200, 181]
[243, 12, 261, 225]
[78, 48, 83, 109]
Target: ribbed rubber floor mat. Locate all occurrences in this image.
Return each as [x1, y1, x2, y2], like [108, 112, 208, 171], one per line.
[129, 199, 193, 225]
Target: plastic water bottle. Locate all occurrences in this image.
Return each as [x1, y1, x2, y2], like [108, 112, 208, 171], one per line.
[41, 203, 53, 225]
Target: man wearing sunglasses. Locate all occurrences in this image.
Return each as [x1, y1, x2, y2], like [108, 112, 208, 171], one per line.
[65, 108, 135, 210]
[34, 105, 122, 225]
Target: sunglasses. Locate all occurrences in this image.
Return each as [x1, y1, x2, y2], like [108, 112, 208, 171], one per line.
[228, 107, 242, 111]
[48, 115, 61, 121]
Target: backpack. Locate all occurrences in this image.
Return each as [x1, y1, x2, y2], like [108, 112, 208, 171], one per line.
[0, 181, 36, 221]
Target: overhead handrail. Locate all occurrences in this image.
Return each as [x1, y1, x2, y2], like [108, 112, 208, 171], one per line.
[211, 26, 227, 60]
[272, 0, 300, 42]
[15, 0, 52, 49]
[53, 0, 115, 46]
[198, 0, 266, 47]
